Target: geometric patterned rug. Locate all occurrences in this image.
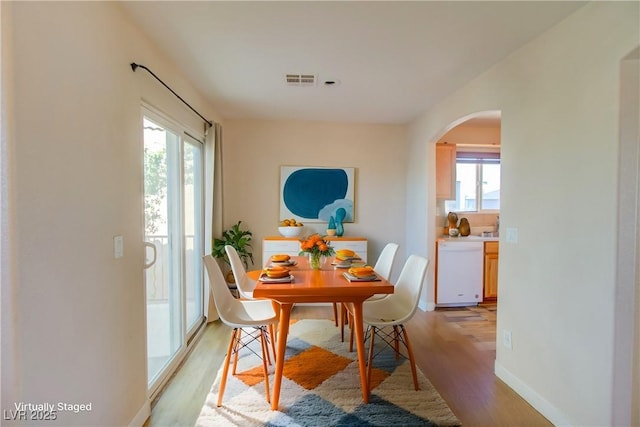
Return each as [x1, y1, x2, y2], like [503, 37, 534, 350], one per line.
[196, 319, 461, 426]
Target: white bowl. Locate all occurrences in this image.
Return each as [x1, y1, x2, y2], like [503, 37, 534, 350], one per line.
[278, 226, 303, 237]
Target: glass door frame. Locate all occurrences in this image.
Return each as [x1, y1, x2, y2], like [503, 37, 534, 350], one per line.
[142, 105, 206, 397]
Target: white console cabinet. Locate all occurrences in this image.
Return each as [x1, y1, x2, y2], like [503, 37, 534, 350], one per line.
[262, 237, 367, 265]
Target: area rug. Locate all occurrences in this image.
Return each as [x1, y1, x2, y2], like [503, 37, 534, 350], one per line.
[196, 319, 460, 426]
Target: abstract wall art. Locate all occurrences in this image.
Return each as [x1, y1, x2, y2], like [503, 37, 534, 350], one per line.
[280, 166, 355, 223]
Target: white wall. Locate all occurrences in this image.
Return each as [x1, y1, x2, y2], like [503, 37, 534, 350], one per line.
[436, 124, 501, 146]
[222, 119, 408, 271]
[2, 2, 219, 425]
[408, 2, 639, 425]
[617, 49, 640, 427]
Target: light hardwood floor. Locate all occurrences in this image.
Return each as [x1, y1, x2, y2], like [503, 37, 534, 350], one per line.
[145, 305, 552, 427]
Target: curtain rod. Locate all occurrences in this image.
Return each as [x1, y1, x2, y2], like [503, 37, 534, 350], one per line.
[130, 62, 213, 128]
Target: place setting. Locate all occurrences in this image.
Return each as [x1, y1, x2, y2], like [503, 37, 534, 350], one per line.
[342, 265, 381, 282]
[260, 254, 296, 283]
[331, 249, 366, 269]
[268, 253, 298, 268]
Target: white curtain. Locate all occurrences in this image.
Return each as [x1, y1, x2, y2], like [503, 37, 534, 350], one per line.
[204, 123, 224, 322]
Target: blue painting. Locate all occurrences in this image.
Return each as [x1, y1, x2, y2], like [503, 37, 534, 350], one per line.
[280, 166, 355, 223]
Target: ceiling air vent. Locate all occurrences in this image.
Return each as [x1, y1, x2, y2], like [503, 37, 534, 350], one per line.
[285, 74, 316, 86]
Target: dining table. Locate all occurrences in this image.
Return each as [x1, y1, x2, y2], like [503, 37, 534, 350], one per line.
[250, 255, 395, 411]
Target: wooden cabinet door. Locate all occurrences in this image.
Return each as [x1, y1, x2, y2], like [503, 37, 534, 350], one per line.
[483, 241, 499, 300]
[436, 143, 456, 200]
[484, 253, 499, 300]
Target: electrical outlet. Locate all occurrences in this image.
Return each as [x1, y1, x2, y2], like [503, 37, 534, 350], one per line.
[503, 329, 512, 350]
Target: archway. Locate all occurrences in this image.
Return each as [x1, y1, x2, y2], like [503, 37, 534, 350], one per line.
[428, 110, 501, 310]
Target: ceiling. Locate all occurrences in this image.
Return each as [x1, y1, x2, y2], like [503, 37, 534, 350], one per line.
[120, 1, 585, 125]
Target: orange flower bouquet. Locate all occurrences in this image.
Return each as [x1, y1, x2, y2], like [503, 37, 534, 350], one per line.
[299, 233, 335, 270]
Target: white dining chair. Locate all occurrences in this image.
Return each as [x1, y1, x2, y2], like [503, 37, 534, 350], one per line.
[373, 243, 399, 282]
[341, 243, 399, 341]
[225, 245, 257, 299]
[203, 255, 278, 406]
[362, 254, 429, 391]
[226, 245, 278, 359]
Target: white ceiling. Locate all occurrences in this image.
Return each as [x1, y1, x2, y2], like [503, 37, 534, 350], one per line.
[120, 1, 585, 125]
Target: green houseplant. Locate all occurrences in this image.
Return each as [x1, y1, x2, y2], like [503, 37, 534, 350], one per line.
[212, 221, 254, 283]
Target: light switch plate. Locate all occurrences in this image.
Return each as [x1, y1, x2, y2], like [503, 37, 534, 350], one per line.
[505, 227, 518, 243]
[114, 235, 124, 259]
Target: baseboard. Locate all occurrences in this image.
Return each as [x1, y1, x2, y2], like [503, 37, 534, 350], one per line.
[128, 399, 150, 427]
[422, 301, 436, 311]
[494, 361, 573, 426]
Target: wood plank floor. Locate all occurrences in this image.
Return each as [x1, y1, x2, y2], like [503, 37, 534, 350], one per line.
[145, 305, 552, 427]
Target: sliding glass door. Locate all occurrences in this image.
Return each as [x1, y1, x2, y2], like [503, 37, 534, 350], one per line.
[143, 110, 204, 391]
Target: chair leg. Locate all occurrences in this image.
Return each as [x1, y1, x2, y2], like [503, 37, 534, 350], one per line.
[232, 328, 242, 375]
[400, 325, 420, 391]
[393, 325, 400, 360]
[366, 326, 376, 391]
[268, 324, 277, 364]
[348, 311, 355, 352]
[217, 328, 239, 407]
[259, 327, 272, 403]
[340, 304, 347, 341]
[260, 326, 272, 366]
[332, 303, 338, 326]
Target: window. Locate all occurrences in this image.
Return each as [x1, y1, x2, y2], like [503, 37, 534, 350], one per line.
[445, 150, 500, 212]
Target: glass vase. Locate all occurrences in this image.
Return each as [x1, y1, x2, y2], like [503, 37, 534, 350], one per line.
[309, 253, 323, 270]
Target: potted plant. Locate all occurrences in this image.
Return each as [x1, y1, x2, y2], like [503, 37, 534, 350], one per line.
[212, 221, 254, 284]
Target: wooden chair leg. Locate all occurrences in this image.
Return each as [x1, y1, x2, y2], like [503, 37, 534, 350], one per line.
[366, 326, 376, 391]
[260, 327, 271, 403]
[401, 325, 420, 391]
[268, 324, 277, 364]
[349, 311, 355, 352]
[232, 328, 242, 375]
[217, 328, 238, 406]
[393, 325, 401, 359]
[340, 304, 347, 341]
[332, 303, 339, 326]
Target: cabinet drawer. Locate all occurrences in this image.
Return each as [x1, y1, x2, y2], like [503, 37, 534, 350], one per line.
[263, 240, 300, 266]
[263, 240, 300, 256]
[484, 241, 499, 254]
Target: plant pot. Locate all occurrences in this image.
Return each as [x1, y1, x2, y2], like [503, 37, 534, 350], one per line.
[225, 270, 236, 284]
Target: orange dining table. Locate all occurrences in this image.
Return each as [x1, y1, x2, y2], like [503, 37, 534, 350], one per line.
[250, 255, 394, 411]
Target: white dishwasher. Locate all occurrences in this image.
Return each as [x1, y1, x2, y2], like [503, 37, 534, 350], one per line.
[436, 240, 484, 306]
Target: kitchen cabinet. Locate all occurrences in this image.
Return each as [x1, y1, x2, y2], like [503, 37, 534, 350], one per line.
[263, 236, 367, 264]
[483, 241, 499, 300]
[436, 143, 456, 200]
